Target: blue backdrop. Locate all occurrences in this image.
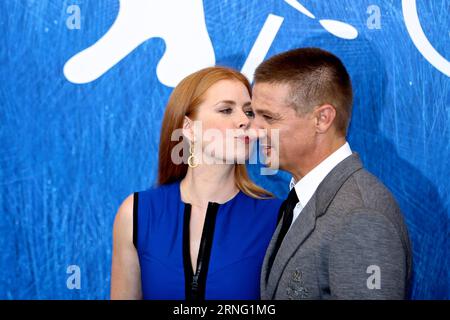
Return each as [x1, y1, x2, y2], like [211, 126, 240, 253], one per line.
[0, 0, 448, 299]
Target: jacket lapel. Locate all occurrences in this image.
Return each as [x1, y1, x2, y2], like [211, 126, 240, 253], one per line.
[265, 195, 317, 299]
[264, 153, 363, 299]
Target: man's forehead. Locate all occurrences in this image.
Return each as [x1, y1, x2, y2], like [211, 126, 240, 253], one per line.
[252, 82, 291, 105]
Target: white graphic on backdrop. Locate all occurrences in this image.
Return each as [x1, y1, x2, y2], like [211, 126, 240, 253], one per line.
[241, 14, 284, 83]
[64, 0, 363, 87]
[63, 0, 215, 87]
[402, 0, 450, 77]
[65, 1, 450, 85]
[284, 0, 358, 39]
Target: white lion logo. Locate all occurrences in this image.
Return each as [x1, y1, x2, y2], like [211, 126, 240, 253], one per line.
[63, 0, 448, 88]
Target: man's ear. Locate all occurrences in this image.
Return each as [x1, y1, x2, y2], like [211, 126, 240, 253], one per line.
[182, 116, 194, 142]
[314, 104, 336, 134]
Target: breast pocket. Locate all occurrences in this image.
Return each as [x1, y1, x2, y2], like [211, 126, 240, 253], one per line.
[276, 252, 320, 300]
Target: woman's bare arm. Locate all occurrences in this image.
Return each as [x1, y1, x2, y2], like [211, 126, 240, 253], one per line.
[110, 194, 142, 299]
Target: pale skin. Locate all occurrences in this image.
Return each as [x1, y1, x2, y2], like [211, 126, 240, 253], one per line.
[250, 82, 347, 181]
[110, 79, 255, 299]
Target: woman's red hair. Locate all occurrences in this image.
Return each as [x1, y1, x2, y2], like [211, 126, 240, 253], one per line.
[157, 66, 272, 199]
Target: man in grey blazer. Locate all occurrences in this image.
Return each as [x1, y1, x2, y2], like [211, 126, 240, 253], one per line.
[251, 47, 412, 299]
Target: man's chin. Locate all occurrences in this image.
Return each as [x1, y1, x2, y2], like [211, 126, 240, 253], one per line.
[262, 146, 272, 157]
[262, 149, 280, 169]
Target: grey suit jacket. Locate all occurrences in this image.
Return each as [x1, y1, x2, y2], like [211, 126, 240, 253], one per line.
[261, 153, 412, 300]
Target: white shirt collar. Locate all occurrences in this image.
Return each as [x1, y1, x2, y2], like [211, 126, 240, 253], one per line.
[289, 142, 353, 209]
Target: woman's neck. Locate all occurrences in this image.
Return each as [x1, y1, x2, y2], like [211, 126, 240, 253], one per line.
[180, 164, 239, 208]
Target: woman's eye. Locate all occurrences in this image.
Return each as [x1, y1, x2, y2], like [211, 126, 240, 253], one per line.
[220, 108, 232, 114]
[245, 110, 255, 118]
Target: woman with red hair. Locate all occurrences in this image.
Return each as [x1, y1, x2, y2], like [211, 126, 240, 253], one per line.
[110, 66, 282, 300]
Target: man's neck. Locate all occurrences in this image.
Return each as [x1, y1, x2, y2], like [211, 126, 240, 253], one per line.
[291, 137, 347, 181]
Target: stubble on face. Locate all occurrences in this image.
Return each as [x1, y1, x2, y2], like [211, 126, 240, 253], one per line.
[252, 82, 316, 173]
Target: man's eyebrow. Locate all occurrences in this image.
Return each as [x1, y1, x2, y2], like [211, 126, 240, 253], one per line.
[254, 108, 280, 117]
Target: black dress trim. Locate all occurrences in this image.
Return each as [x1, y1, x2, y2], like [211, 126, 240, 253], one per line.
[133, 192, 139, 249]
[183, 202, 220, 301]
[267, 200, 287, 277]
[182, 204, 193, 298]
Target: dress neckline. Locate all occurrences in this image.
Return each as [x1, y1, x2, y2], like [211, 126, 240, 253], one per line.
[176, 180, 243, 207]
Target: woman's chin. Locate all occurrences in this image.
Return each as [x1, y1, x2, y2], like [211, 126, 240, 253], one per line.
[201, 153, 248, 165]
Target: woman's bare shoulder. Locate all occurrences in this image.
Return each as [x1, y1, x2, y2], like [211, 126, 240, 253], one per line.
[113, 193, 135, 242]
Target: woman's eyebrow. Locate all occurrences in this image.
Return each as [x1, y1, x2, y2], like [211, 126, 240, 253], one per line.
[214, 100, 236, 106]
[214, 100, 251, 108]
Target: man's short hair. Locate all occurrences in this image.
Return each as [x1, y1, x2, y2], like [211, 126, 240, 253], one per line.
[254, 47, 353, 136]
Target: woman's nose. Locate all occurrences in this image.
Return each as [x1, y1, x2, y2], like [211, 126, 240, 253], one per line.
[237, 110, 250, 129]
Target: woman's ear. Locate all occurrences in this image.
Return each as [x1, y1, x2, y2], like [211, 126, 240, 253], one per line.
[182, 116, 194, 142]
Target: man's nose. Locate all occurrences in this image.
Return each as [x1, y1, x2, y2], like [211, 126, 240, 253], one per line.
[248, 118, 265, 138]
[250, 114, 263, 130]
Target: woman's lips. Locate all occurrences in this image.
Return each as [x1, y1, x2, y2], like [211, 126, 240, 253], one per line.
[236, 135, 251, 144]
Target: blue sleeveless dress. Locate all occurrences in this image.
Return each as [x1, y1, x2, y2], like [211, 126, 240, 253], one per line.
[133, 180, 282, 300]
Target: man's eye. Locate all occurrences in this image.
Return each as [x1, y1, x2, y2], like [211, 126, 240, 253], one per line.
[263, 114, 273, 121]
[220, 108, 232, 114]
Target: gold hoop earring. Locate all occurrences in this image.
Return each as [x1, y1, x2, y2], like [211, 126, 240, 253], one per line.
[187, 141, 198, 168]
